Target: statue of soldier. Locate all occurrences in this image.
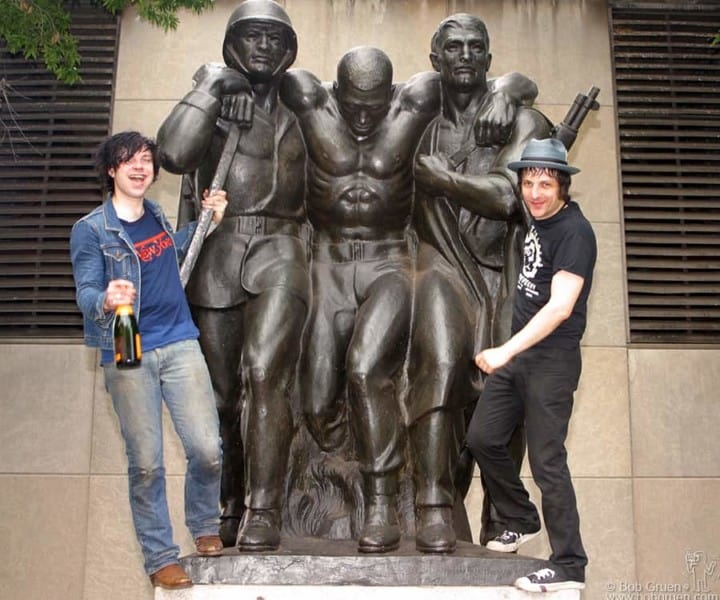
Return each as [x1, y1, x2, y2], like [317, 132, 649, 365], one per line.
[157, 0, 309, 552]
[408, 12, 552, 551]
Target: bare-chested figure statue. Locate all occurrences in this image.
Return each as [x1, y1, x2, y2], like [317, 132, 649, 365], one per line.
[280, 47, 437, 553]
[157, 0, 308, 552]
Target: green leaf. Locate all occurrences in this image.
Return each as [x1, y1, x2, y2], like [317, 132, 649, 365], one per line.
[1, 0, 216, 84]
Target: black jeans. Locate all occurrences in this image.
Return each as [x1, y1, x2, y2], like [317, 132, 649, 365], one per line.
[465, 345, 587, 580]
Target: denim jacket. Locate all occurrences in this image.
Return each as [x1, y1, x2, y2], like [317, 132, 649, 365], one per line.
[70, 195, 197, 350]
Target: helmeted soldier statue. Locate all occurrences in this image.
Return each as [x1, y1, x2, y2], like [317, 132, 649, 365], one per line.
[157, 0, 309, 551]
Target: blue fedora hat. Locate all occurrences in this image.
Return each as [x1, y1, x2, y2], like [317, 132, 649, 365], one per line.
[507, 138, 580, 175]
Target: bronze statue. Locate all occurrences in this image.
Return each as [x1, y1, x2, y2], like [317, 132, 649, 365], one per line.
[280, 40, 537, 552]
[280, 46, 439, 553]
[156, 1, 551, 556]
[157, 0, 309, 551]
[409, 13, 552, 549]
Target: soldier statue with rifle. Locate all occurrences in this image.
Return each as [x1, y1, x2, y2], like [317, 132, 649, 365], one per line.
[155, 2, 599, 558]
[157, 0, 309, 552]
[409, 12, 598, 551]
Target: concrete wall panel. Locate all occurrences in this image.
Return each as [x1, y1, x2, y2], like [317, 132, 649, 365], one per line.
[83, 475, 193, 600]
[0, 345, 95, 473]
[630, 349, 720, 477]
[0, 475, 89, 600]
[634, 478, 720, 590]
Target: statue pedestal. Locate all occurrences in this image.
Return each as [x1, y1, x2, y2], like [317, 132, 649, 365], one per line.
[155, 537, 581, 599]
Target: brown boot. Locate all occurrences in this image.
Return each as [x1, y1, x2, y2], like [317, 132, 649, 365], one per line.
[195, 534, 223, 556]
[149, 563, 192, 589]
[236, 508, 281, 551]
[416, 505, 456, 554]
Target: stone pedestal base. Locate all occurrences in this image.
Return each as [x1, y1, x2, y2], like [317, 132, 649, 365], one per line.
[155, 537, 581, 599]
[156, 584, 581, 599]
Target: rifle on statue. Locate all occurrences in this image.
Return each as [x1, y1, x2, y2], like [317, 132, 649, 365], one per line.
[509, 85, 601, 255]
[178, 122, 242, 289]
[551, 85, 600, 150]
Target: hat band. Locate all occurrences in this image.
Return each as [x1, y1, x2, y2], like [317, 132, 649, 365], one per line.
[523, 155, 568, 166]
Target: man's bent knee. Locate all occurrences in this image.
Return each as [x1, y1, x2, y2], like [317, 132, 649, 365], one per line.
[465, 432, 503, 462]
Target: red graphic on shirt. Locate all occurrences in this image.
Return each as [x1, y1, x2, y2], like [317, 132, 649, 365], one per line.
[135, 231, 174, 262]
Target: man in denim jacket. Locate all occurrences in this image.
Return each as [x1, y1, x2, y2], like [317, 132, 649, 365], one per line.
[70, 131, 228, 590]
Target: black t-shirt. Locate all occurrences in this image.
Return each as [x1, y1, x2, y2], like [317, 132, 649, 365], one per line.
[512, 201, 597, 350]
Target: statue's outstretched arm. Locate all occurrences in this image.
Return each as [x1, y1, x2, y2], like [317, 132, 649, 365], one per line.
[398, 71, 441, 116]
[279, 69, 328, 114]
[490, 71, 538, 107]
[473, 72, 538, 147]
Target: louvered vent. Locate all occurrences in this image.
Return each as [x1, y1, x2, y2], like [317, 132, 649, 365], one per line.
[0, 3, 118, 339]
[610, 1, 720, 344]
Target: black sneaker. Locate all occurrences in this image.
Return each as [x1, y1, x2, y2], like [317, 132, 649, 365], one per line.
[485, 529, 540, 553]
[515, 568, 585, 592]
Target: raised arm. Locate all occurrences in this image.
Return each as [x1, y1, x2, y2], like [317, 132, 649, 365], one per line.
[397, 71, 441, 116]
[279, 69, 329, 114]
[490, 71, 538, 107]
[157, 63, 251, 174]
[472, 71, 538, 147]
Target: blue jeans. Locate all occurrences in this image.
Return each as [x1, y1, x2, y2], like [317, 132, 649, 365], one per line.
[103, 339, 222, 575]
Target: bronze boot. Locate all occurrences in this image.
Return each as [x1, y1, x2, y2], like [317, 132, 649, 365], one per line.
[236, 508, 281, 551]
[219, 515, 242, 548]
[416, 505, 456, 554]
[358, 474, 401, 553]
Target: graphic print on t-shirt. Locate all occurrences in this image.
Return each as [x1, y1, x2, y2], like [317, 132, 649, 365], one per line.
[518, 225, 542, 298]
[120, 209, 198, 354]
[134, 231, 174, 263]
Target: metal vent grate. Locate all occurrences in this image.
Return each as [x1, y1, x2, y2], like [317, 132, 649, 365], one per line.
[0, 4, 119, 339]
[610, 1, 720, 344]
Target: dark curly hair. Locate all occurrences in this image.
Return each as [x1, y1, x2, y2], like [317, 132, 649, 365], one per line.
[95, 131, 159, 193]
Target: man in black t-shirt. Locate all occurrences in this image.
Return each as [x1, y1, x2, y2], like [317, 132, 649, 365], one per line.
[465, 138, 596, 593]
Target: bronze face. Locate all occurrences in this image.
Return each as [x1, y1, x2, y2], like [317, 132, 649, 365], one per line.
[433, 24, 491, 92]
[228, 21, 289, 80]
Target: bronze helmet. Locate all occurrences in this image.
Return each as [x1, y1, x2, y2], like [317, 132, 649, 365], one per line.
[222, 0, 298, 77]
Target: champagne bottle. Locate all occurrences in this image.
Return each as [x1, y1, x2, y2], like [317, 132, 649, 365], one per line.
[113, 304, 142, 369]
